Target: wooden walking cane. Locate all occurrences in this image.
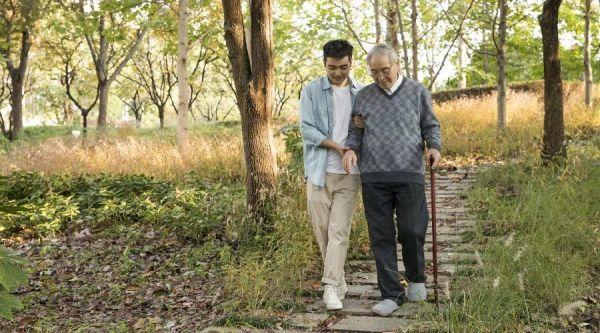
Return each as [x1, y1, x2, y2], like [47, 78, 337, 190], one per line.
[429, 156, 439, 308]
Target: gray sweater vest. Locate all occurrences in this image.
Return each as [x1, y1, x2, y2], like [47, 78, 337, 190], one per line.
[346, 77, 442, 184]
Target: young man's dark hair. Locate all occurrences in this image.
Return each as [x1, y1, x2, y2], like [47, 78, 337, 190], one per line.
[323, 39, 354, 61]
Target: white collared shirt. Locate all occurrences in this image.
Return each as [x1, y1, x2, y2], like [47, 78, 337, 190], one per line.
[385, 75, 403, 95]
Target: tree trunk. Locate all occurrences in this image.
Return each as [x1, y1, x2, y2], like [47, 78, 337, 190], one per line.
[410, 0, 419, 80]
[158, 105, 166, 129]
[539, 0, 566, 165]
[9, 78, 24, 140]
[386, 0, 400, 56]
[482, 30, 489, 74]
[394, 0, 411, 78]
[177, 0, 190, 150]
[496, 0, 508, 129]
[583, 0, 593, 107]
[82, 111, 88, 130]
[97, 81, 109, 128]
[5, 30, 31, 141]
[223, 0, 278, 221]
[458, 37, 467, 88]
[63, 97, 73, 125]
[374, 0, 382, 43]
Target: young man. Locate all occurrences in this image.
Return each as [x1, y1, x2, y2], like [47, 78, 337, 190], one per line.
[299, 40, 363, 310]
[344, 44, 442, 316]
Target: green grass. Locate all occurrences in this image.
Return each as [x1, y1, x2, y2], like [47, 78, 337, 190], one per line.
[445, 138, 600, 331]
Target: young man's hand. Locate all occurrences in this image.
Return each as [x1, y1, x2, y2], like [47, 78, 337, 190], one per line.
[353, 115, 364, 129]
[343, 150, 358, 174]
[335, 145, 349, 157]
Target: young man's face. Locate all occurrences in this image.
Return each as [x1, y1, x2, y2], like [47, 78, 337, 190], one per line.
[324, 56, 352, 86]
[368, 54, 399, 90]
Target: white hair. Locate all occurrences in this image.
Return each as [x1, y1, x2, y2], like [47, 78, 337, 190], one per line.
[366, 44, 398, 65]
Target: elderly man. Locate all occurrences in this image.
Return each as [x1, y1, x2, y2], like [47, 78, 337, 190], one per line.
[300, 39, 363, 310]
[343, 44, 441, 316]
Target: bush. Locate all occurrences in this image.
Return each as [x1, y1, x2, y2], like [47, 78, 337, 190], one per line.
[0, 135, 9, 153]
[278, 124, 303, 173]
[0, 172, 245, 242]
[0, 204, 28, 320]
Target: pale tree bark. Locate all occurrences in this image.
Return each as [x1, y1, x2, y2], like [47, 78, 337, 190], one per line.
[495, 0, 508, 129]
[223, 0, 278, 221]
[583, 0, 593, 107]
[177, 0, 190, 150]
[539, 0, 566, 165]
[393, 0, 411, 78]
[63, 96, 73, 125]
[410, 0, 419, 80]
[0, 68, 9, 137]
[374, 0, 382, 43]
[458, 37, 467, 88]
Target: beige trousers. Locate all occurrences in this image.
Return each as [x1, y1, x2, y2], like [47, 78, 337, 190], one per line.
[307, 173, 360, 285]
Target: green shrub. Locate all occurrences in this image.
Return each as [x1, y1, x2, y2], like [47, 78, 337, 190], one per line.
[278, 124, 303, 173]
[0, 172, 245, 242]
[0, 135, 9, 153]
[0, 204, 28, 320]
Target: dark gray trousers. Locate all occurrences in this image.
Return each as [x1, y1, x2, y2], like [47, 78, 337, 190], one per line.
[362, 182, 429, 303]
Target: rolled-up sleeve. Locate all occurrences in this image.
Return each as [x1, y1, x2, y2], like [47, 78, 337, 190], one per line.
[419, 86, 442, 152]
[300, 86, 327, 147]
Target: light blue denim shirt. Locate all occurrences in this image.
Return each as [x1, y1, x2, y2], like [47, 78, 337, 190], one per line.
[300, 76, 363, 187]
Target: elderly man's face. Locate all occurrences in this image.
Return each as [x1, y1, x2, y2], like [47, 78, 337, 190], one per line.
[368, 54, 399, 90]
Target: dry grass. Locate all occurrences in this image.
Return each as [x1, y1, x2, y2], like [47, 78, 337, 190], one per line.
[0, 84, 597, 177]
[436, 84, 599, 159]
[0, 133, 247, 182]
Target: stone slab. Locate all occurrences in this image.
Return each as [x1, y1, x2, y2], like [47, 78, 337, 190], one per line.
[329, 315, 415, 332]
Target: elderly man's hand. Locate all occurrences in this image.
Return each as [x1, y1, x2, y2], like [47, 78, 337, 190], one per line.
[426, 148, 441, 168]
[352, 115, 364, 129]
[343, 149, 358, 174]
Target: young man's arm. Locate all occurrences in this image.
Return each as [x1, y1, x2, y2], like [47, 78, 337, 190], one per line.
[299, 86, 328, 147]
[299, 85, 347, 156]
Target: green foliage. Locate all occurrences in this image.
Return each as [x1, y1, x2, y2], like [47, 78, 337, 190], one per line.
[447, 141, 600, 331]
[278, 124, 303, 172]
[0, 134, 9, 153]
[0, 172, 245, 242]
[220, 174, 318, 313]
[0, 205, 28, 320]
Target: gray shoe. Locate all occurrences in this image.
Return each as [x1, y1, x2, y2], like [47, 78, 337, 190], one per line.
[372, 299, 399, 316]
[406, 282, 427, 302]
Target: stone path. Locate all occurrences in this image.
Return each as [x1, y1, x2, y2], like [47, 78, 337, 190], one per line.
[203, 168, 478, 333]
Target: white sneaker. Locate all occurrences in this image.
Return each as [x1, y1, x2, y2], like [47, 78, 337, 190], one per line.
[323, 284, 343, 310]
[406, 282, 427, 302]
[336, 278, 347, 301]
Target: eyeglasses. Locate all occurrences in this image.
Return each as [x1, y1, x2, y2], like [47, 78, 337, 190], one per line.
[369, 67, 392, 77]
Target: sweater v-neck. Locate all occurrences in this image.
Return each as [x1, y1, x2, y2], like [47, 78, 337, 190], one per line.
[376, 76, 407, 99]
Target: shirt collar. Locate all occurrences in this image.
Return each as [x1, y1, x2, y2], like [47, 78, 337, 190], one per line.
[386, 74, 403, 95]
[321, 76, 358, 90]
